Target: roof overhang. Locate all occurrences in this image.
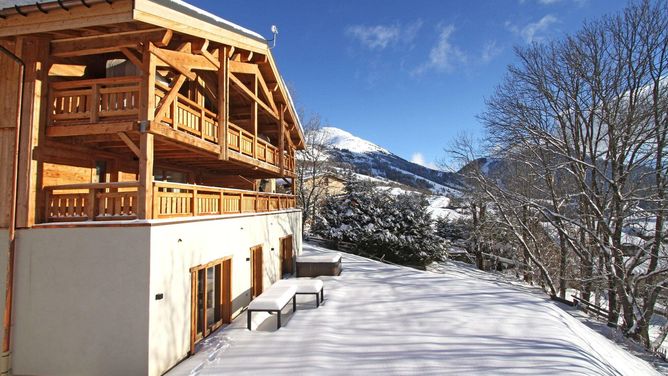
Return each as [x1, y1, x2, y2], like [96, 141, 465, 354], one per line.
[0, 0, 305, 148]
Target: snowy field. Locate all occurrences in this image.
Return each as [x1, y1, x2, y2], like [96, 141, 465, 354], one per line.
[167, 243, 659, 376]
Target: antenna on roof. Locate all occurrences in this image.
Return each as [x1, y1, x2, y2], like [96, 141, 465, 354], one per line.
[268, 25, 279, 49]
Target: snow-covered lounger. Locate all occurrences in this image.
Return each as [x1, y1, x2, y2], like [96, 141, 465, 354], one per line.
[275, 278, 325, 307]
[247, 285, 297, 330]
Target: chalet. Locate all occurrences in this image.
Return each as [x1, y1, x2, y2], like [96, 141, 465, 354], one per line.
[0, 0, 305, 375]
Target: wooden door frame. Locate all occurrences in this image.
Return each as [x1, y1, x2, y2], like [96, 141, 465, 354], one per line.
[280, 235, 294, 275]
[250, 245, 263, 299]
[189, 256, 233, 355]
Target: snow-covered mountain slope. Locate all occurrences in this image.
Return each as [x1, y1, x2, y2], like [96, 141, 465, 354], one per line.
[318, 127, 463, 194]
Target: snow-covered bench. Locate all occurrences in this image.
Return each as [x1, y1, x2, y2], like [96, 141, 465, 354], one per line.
[247, 285, 297, 330]
[296, 254, 342, 277]
[275, 278, 325, 307]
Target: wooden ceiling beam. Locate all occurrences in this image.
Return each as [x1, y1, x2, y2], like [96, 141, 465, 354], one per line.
[51, 28, 172, 57]
[229, 74, 278, 121]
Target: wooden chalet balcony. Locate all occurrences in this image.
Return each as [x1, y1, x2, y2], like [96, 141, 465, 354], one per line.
[43, 181, 297, 223]
[47, 77, 296, 176]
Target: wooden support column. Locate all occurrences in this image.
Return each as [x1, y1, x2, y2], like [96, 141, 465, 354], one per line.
[16, 37, 48, 228]
[279, 104, 285, 175]
[138, 42, 156, 219]
[218, 46, 229, 160]
[252, 76, 258, 160]
[138, 133, 154, 219]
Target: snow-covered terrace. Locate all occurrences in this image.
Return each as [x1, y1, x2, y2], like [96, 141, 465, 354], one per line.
[167, 243, 658, 375]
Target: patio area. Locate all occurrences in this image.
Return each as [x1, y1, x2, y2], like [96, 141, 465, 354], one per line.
[167, 242, 657, 375]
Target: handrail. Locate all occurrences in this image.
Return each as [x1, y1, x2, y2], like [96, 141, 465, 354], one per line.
[44, 181, 140, 190]
[51, 76, 141, 90]
[153, 181, 295, 197]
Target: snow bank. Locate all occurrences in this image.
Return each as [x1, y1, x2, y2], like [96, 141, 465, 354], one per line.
[167, 243, 657, 375]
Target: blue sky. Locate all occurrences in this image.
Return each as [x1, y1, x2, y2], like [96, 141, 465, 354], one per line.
[191, 0, 628, 168]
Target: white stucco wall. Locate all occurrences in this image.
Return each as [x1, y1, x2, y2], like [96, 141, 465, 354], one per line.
[147, 210, 302, 376]
[4, 209, 301, 376]
[12, 226, 151, 376]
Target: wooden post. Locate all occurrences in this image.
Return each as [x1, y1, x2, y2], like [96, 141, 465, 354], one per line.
[279, 104, 285, 175]
[192, 188, 198, 216]
[16, 37, 49, 228]
[90, 83, 100, 123]
[252, 76, 258, 160]
[138, 43, 156, 219]
[171, 95, 179, 130]
[138, 133, 154, 219]
[218, 46, 228, 160]
[86, 188, 97, 220]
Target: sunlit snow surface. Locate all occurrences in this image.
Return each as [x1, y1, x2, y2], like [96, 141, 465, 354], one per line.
[168, 243, 658, 376]
[321, 127, 390, 154]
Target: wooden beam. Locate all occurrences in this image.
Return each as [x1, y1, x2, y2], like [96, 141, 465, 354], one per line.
[45, 122, 138, 137]
[138, 132, 154, 219]
[0, 0, 134, 38]
[218, 46, 229, 160]
[139, 42, 157, 122]
[148, 122, 220, 155]
[120, 47, 146, 74]
[149, 46, 198, 81]
[228, 61, 277, 114]
[150, 44, 218, 72]
[50, 28, 171, 57]
[252, 75, 258, 160]
[154, 74, 187, 123]
[279, 104, 285, 175]
[229, 74, 279, 121]
[117, 132, 141, 158]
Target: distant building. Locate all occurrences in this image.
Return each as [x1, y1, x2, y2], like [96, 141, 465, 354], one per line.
[0, 1, 304, 375]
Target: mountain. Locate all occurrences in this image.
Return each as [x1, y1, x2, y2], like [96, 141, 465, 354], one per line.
[318, 127, 464, 194]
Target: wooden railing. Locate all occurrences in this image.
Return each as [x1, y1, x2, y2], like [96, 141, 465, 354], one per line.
[44, 182, 139, 222]
[42, 181, 297, 223]
[155, 82, 219, 143]
[49, 77, 141, 125]
[153, 181, 296, 219]
[47, 77, 296, 174]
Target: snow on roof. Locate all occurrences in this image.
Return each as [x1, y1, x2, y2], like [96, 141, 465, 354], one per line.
[321, 126, 390, 154]
[152, 0, 266, 42]
[0, 0, 267, 43]
[167, 243, 658, 376]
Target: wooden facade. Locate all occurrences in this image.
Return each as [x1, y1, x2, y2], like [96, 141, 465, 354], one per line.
[0, 0, 304, 227]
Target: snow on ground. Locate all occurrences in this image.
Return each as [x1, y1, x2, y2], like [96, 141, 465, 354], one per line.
[167, 243, 658, 376]
[429, 195, 466, 221]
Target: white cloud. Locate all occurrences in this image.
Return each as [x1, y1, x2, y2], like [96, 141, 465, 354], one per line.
[521, 0, 587, 5]
[506, 15, 558, 43]
[345, 20, 422, 50]
[481, 40, 502, 63]
[413, 24, 467, 75]
[410, 152, 438, 169]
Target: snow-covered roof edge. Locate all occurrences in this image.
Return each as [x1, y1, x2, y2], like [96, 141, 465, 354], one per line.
[151, 0, 267, 43]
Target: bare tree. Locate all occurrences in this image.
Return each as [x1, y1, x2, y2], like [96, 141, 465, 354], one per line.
[295, 114, 333, 233]
[477, 0, 667, 347]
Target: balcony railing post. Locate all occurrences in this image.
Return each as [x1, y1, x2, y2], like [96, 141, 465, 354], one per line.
[90, 83, 100, 123]
[192, 188, 198, 216]
[171, 96, 179, 130]
[200, 108, 206, 140]
[219, 191, 224, 214]
[86, 188, 97, 220]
